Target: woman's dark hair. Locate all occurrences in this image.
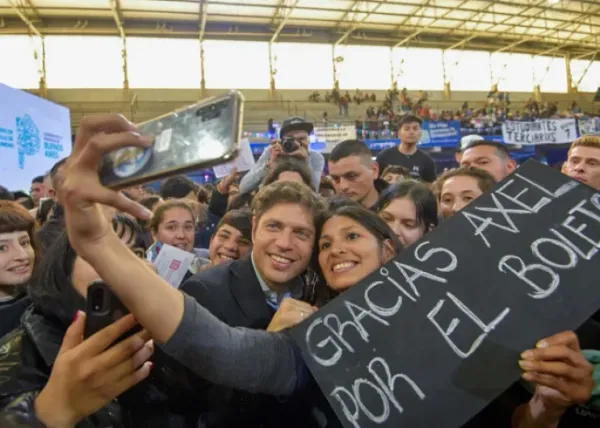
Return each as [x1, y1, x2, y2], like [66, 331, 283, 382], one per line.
[262, 156, 312, 188]
[319, 204, 402, 254]
[374, 180, 439, 230]
[112, 214, 148, 258]
[28, 215, 149, 328]
[0, 201, 41, 267]
[36, 198, 55, 226]
[28, 232, 82, 327]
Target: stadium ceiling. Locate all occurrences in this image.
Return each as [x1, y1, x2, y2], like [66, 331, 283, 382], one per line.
[0, 0, 598, 59]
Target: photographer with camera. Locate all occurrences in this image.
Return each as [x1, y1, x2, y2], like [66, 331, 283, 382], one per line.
[238, 117, 325, 194]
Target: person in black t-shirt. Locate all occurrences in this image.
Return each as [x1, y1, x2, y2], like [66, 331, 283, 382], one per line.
[376, 114, 436, 182]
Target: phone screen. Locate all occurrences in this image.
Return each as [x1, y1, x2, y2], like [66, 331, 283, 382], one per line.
[99, 91, 244, 188]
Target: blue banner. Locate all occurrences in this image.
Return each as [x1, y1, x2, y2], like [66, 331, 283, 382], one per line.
[419, 120, 462, 148]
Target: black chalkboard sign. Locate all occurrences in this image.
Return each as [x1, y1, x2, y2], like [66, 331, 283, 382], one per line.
[291, 160, 600, 428]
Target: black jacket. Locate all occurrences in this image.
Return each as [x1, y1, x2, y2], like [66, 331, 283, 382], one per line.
[0, 296, 30, 339]
[0, 307, 205, 428]
[181, 257, 339, 428]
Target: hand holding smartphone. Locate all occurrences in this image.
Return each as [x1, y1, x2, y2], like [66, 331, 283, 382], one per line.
[84, 280, 140, 341]
[99, 91, 244, 189]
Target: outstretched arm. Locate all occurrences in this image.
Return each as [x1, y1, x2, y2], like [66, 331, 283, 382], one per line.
[59, 114, 305, 397]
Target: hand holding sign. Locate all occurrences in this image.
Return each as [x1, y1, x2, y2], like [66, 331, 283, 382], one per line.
[520, 331, 594, 412]
[217, 167, 238, 194]
[291, 160, 600, 428]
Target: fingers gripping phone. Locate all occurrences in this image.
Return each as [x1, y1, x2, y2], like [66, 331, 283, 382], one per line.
[99, 90, 244, 188]
[84, 280, 140, 340]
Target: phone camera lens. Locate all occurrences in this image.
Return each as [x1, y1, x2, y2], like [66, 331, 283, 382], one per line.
[90, 288, 104, 313]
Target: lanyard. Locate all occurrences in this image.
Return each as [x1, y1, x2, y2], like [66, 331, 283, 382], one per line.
[265, 291, 291, 310]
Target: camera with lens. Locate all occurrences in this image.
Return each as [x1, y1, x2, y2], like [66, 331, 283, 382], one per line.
[281, 136, 298, 154]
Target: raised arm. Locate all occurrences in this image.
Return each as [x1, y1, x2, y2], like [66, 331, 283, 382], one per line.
[238, 146, 272, 194]
[511, 331, 594, 428]
[309, 151, 325, 191]
[161, 293, 303, 395]
[59, 114, 305, 396]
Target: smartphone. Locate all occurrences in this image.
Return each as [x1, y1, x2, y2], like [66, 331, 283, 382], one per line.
[84, 280, 139, 340]
[99, 90, 244, 188]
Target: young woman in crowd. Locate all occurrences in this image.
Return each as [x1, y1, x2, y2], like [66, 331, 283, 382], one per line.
[374, 179, 438, 247]
[149, 199, 197, 253]
[55, 115, 596, 428]
[149, 199, 210, 274]
[434, 166, 496, 219]
[0, 217, 160, 427]
[0, 201, 39, 338]
[0, 215, 220, 427]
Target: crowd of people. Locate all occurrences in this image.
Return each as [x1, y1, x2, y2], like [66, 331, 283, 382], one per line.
[1, 110, 599, 428]
[353, 86, 600, 140]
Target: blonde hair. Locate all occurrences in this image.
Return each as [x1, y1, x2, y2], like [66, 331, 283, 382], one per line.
[568, 136, 600, 156]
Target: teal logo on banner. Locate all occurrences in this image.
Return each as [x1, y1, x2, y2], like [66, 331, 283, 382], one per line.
[15, 114, 41, 169]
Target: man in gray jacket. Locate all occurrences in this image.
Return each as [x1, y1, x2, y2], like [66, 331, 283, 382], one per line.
[239, 117, 325, 194]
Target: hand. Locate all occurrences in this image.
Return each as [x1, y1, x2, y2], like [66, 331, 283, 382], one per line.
[35, 312, 153, 428]
[519, 331, 594, 414]
[269, 140, 282, 165]
[287, 144, 309, 160]
[217, 168, 238, 194]
[58, 115, 153, 256]
[267, 298, 318, 332]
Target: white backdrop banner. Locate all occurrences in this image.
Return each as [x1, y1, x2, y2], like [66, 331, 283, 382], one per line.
[0, 84, 71, 191]
[501, 119, 577, 145]
[313, 125, 357, 153]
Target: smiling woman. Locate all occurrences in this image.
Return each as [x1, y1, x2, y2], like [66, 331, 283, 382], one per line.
[434, 167, 496, 220]
[317, 205, 402, 292]
[150, 199, 197, 254]
[0, 201, 39, 338]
